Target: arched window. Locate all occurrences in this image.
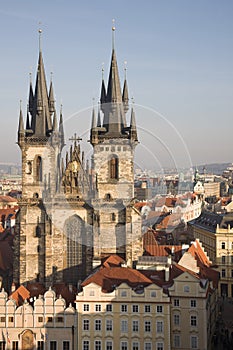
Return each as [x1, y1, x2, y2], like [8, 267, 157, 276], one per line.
[109, 155, 118, 180]
[36, 156, 42, 182]
[64, 215, 85, 284]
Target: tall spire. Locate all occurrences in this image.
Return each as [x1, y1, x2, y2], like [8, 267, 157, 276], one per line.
[130, 106, 138, 142]
[32, 29, 52, 136]
[28, 73, 34, 114]
[100, 65, 106, 110]
[59, 105, 65, 148]
[106, 47, 122, 104]
[49, 74, 55, 115]
[122, 62, 129, 113]
[91, 104, 97, 129]
[18, 100, 24, 134]
[52, 109, 58, 132]
[18, 100, 25, 146]
[97, 103, 101, 127]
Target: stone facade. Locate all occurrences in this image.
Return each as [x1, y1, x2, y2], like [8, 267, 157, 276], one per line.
[15, 34, 143, 288]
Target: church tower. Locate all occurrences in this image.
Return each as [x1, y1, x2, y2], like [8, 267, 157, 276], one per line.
[15, 32, 93, 288]
[90, 27, 142, 266]
[15, 32, 65, 287]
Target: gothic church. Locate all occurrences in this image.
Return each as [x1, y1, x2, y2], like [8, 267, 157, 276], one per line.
[14, 30, 142, 288]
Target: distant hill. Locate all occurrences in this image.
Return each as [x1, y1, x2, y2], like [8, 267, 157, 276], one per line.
[196, 163, 231, 176]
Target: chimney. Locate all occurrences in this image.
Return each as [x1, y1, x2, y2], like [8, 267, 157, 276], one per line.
[164, 267, 170, 282]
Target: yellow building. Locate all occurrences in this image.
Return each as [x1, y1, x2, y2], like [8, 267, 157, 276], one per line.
[189, 211, 233, 297]
[76, 252, 219, 350]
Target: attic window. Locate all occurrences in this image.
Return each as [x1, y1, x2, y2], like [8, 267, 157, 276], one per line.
[151, 291, 156, 297]
[184, 286, 190, 293]
[121, 290, 127, 297]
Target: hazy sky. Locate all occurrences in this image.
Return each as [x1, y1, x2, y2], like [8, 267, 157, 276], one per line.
[0, 0, 233, 170]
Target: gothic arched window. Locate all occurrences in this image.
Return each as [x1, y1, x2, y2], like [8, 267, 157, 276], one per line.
[36, 156, 42, 182]
[109, 155, 119, 180]
[64, 215, 85, 284]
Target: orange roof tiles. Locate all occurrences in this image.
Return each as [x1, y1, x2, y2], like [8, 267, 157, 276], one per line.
[82, 257, 152, 292]
[10, 285, 30, 306]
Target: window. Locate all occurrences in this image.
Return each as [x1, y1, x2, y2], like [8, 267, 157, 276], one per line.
[109, 156, 119, 179]
[191, 336, 198, 349]
[37, 341, 44, 350]
[132, 305, 139, 313]
[0, 342, 6, 350]
[156, 343, 163, 350]
[121, 290, 127, 297]
[50, 342, 57, 350]
[47, 316, 53, 323]
[95, 319, 102, 331]
[184, 285, 190, 292]
[132, 320, 139, 332]
[222, 256, 226, 264]
[174, 335, 180, 348]
[156, 305, 163, 313]
[121, 305, 128, 312]
[144, 343, 151, 350]
[150, 291, 156, 297]
[174, 314, 180, 325]
[132, 342, 139, 350]
[221, 242, 226, 249]
[145, 321, 151, 332]
[190, 299, 196, 308]
[156, 321, 163, 333]
[83, 319, 90, 331]
[106, 304, 112, 312]
[83, 304, 89, 312]
[36, 156, 42, 182]
[8, 316, 13, 322]
[106, 319, 113, 331]
[144, 305, 151, 313]
[121, 320, 128, 332]
[174, 299, 179, 307]
[89, 290, 95, 296]
[106, 341, 113, 350]
[12, 342, 19, 350]
[0, 317, 5, 322]
[222, 269, 226, 278]
[63, 342, 69, 350]
[95, 341, 101, 350]
[38, 316, 43, 323]
[95, 304, 101, 312]
[57, 316, 63, 323]
[121, 342, 127, 350]
[190, 315, 197, 327]
[83, 341, 89, 350]
[231, 270, 233, 278]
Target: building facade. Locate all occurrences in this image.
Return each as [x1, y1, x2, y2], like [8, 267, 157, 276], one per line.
[14, 30, 142, 289]
[0, 288, 76, 349]
[189, 211, 233, 297]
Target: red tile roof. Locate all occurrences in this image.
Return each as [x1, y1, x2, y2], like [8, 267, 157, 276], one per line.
[10, 285, 30, 306]
[82, 256, 152, 293]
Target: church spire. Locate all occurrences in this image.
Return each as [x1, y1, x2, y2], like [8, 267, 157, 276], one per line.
[59, 105, 65, 148]
[48, 74, 55, 115]
[32, 29, 52, 136]
[122, 63, 129, 113]
[130, 106, 138, 142]
[18, 101, 25, 146]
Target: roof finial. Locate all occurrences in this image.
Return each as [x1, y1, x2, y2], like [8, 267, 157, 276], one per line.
[124, 60, 127, 79]
[38, 23, 42, 52]
[112, 19, 116, 50]
[20, 99, 22, 110]
[102, 62, 104, 80]
[50, 71, 53, 82]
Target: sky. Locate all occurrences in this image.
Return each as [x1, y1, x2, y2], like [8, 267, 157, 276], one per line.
[0, 0, 233, 171]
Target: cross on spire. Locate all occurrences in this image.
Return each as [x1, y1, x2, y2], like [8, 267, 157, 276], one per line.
[69, 133, 82, 144]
